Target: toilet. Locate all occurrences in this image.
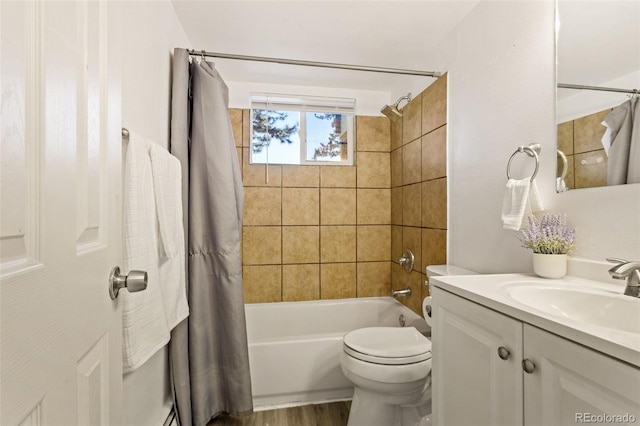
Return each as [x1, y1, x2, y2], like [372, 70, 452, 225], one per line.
[340, 264, 475, 426]
[341, 327, 432, 426]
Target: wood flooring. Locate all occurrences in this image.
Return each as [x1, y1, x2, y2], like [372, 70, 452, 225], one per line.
[208, 401, 351, 426]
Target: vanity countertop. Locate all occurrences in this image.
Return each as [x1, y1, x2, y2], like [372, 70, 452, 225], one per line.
[430, 273, 640, 368]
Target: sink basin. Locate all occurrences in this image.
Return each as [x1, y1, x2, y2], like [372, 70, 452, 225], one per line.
[500, 281, 640, 334]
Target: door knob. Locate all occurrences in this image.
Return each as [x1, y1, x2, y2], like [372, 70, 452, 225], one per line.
[109, 266, 148, 300]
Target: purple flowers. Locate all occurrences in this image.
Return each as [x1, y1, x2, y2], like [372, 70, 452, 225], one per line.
[519, 213, 576, 254]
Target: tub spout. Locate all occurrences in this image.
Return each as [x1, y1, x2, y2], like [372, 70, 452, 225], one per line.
[392, 288, 412, 298]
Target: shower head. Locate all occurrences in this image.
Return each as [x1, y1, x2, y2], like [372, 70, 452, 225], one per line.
[381, 93, 412, 121]
[381, 104, 403, 121]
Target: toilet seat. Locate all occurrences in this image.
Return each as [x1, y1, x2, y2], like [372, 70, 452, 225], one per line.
[343, 327, 432, 365]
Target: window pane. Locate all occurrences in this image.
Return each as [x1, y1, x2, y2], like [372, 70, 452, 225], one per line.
[251, 109, 301, 164]
[249, 93, 355, 166]
[306, 113, 350, 162]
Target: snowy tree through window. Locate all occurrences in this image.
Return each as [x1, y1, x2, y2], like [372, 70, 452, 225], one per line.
[250, 94, 355, 165]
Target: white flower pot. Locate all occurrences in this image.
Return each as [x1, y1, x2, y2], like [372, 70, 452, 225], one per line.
[532, 253, 567, 279]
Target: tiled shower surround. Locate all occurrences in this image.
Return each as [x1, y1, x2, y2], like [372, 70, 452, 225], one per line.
[557, 108, 611, 190]
[230, 74, 447, 315]
[391, 74, 448, 314]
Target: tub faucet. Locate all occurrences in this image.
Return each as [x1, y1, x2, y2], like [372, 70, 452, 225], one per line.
[392, 288, 412, 298]
[607, 258, 640, 298]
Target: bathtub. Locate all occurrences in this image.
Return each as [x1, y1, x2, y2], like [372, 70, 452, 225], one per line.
[244, 297, 428, 410]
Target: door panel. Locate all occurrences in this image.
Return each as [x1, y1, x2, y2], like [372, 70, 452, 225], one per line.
[432, 287, 524, 426]
[0, 0, 41, 276]
[0, 1, 122, 425]
[524, 325, 640, 426]
[75, 0, 105, 250]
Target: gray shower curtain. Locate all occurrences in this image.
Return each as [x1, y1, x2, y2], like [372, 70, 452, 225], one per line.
[605, 96, 640, 185]
[168, 48, 253, 426]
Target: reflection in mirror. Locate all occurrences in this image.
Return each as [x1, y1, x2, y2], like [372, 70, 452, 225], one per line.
[556, 0, 640, 192]
[556, 149, 568, 192]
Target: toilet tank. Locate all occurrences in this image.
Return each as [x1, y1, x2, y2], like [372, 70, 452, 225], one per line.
[423, 265, 477, 335]
[426, 264, 476, 281]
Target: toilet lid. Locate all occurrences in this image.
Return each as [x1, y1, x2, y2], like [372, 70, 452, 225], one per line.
[343, 327, 432, 365]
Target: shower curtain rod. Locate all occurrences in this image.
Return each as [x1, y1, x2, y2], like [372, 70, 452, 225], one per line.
[558, 83, 639, 95]
[187, 49, 442, 78]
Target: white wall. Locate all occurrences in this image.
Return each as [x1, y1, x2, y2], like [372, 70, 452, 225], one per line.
[121, 3, 191, 425]
[443, 1, 640, 274]
[122, 2, 191, 149]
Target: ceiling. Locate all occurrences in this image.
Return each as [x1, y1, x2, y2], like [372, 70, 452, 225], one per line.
[171, 1, 480, 97]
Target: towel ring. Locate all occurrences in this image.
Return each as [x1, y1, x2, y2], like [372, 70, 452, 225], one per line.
[557, 149, 568, 180]
[506, 146, 539, 181]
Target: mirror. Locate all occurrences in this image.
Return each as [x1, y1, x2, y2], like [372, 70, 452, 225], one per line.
[556, 0, 640, 192]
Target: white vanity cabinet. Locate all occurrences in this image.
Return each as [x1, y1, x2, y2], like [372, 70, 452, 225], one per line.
[431, 286, 640, 426]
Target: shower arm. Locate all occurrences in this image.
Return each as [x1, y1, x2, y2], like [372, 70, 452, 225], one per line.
[394, 94, 412, 109]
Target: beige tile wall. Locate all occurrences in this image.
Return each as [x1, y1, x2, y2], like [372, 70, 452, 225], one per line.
[390, 74, 448, 315]
[232, 75, 447, 312]
[231, 110, 392, 303]
[557, 108, 611, 190]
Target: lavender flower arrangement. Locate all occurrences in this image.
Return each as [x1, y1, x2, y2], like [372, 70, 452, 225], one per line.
[519, 213, 576, 255]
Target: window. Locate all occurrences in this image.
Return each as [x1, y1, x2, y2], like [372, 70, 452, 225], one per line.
[250, 93, 355, 165]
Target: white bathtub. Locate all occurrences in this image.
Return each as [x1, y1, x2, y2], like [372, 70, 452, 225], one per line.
[244, 297, 429, 410]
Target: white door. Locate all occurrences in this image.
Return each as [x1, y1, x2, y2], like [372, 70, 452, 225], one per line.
[431, 287, 524, 426]
[524, 325, 640, 426]
[1, 1, 123, 425]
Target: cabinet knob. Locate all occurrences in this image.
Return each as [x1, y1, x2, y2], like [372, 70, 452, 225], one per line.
[522, 358, 536, 374]
[497, 346, 511, 360]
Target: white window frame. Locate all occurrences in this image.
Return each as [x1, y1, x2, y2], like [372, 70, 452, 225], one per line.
[249, 93, 355, 166]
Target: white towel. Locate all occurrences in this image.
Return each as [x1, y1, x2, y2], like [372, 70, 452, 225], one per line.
[502, 178, 530, 230]
[123, 133, 170, 373]
[601, 122, 613, 156]
[501, 178, 544, 230]
[149, 144, 189, 330]
[529, 180, 544, 213]
[149, 144, 183, 259]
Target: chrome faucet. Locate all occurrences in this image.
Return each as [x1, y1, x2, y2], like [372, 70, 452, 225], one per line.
[392, 288, 412, 298]
[607, 258, 640, 298]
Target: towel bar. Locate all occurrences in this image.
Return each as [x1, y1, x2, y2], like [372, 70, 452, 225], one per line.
[506, 144, 540, 181]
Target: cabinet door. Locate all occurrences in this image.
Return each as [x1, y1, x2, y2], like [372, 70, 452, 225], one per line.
[432, 287, 524, 426]
[524, 325, 640, 426]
